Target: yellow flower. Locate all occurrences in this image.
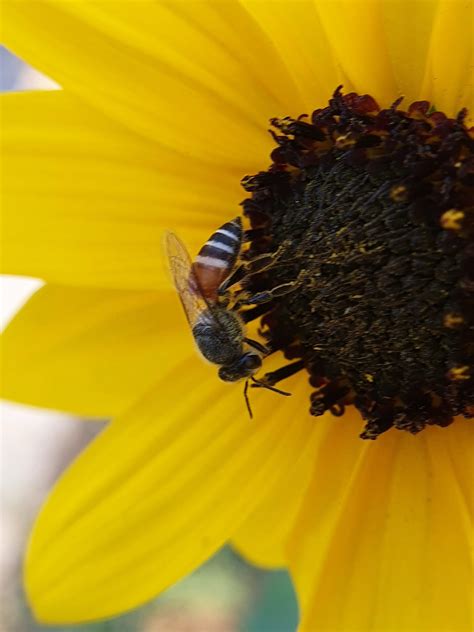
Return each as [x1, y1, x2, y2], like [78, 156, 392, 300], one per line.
[1, 1, 473, 630]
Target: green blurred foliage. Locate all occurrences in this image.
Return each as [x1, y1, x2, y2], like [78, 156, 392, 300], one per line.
[9, 548, 297, 632]
[242, 571, 298, 632]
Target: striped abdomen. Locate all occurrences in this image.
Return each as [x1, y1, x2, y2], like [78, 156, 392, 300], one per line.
[192, 217, 243, 301]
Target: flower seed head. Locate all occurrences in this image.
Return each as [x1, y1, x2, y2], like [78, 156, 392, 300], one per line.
[242, 88, 474, 439]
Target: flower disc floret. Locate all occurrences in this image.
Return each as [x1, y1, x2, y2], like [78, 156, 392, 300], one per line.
[242, 88, 474, 438]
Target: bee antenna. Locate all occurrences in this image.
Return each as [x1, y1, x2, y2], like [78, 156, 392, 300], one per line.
[243, 380, 253, 420]
[250, 376, 291, 397]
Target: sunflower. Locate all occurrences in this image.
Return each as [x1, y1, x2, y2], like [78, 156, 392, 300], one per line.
[1, 0, 473, 629]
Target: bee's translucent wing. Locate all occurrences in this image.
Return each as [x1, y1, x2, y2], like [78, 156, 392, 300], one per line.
[164, 231, 208, 328]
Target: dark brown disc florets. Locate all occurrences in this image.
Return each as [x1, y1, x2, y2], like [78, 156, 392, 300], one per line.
[241, 87, 474, 439]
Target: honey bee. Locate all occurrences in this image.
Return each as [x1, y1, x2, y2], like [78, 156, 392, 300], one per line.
[164, 217, 291, 416]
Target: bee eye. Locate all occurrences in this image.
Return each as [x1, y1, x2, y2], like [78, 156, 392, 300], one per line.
[241, 353, 262, 370]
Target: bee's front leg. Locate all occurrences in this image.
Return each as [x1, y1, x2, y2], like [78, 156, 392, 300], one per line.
[241, 281, 297, 305]
[252, 360, 305, 388]
[241, 270, 307, 306]
[243, 337, 270, 355]
[218, 245, 288, 296]
[218, 264, 246, 296]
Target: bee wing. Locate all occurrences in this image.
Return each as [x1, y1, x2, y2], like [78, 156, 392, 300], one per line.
[164, 231, 208, 328]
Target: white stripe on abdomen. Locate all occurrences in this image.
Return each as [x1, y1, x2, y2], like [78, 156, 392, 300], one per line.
[195, 255, 228, 269]
[215, 228, 240, 242]
[205, 240, 234, 254]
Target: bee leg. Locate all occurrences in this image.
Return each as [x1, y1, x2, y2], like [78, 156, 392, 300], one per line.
[247, 240, 314, 276]
[243, 269, 307, 306]
[240, 303, 274, 324]
[243, 337, 270, 355]
[219, 245, 293, 298]
[251, 360, 305, 388]
[243, 380, 253, 419]
[218, 264, 246, 296]
[245, 246, 286, 274]
[242, 281, 298, 305]
[250, 376, 291, 397]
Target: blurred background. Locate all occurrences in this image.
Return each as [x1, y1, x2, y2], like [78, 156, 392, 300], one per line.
[0, 47, 298, 631]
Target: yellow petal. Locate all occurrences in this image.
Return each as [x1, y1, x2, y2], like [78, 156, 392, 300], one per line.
[314, 0, 399, 105]
[25, 366, 314, 623]
[288, 417, 473, 631]
[379, 0, 440, 104]
[313, 0, 471, 113]
[242, 0, 343, 112]
[1, 284, 190, 418]
[232, 390, 319, 568]
[2, 90, 239, 289]
[421, 0, 474, 114]
[2, 0, 297, 166]
[232, 406, 376, 569]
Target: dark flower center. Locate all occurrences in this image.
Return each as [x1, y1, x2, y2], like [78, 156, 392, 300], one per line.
[240, 87, 474, 439]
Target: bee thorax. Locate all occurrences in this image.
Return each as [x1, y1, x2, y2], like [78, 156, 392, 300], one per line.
[193, 309, 243, 365]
